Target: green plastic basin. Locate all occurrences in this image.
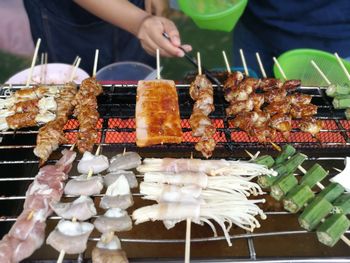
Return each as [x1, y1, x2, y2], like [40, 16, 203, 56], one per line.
[178, 0, 248, 32]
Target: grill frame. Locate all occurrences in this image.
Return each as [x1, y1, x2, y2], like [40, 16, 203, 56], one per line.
[0, 83, 349, 262]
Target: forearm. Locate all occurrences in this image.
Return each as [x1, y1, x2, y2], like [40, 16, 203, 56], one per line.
[74, 0, 150, 35]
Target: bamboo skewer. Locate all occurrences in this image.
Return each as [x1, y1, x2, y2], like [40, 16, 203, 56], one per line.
[184, 152, 194, 263]
[256, 52, 267, 78]
[273, 57, 287, 80]
[26, 38, 41, 88]
[334, 52, 350, 82]
[197, 52, 202, 76]
[310, 60, 331, 86]
[156, 49, 161, 80]
[69, 57, 82, 82]
[239, 49, 249, 76]
[92, 49, 99, 78]
[222, 50, 231, 74]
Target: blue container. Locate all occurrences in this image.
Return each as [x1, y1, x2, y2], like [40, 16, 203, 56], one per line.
[96, 61, 154, 81]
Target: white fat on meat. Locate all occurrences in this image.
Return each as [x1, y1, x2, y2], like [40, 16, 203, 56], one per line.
[94, 208, 132, 233]
[50, 195, 97, 221]
[140, 182, 202, 204]
[64, 174, 104, 196]
[132, 203, 201, 225]
[143, 171, 208, 188]
[0, 118, 9, 131]
[38, 96, 57, 112]
[77, 151, 109, 174]
[100, 175, 133, 210]
[0, 97, 15, 109]
[104, 170, 138, 188]
[26, 180, 62, 202]
[46, 220, 94, 254]
[108, 152, 141, 171]
[35, 111, 56, 124]
[0, 109, 14, 118]
[97, 233, 121, 250]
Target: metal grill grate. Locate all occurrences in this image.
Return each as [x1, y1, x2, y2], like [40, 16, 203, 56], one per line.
[0, 84, 349, 262]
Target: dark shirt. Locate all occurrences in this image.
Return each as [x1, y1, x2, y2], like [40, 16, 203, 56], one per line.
[242, 0, 350, 40]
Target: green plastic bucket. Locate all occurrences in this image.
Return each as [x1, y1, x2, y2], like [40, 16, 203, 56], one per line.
[274, 48, 350, 86]
[178, 0, 248, 32]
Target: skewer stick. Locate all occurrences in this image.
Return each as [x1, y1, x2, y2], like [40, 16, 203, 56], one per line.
[92, 49, 99, 78]
[57, 217, 77, 263]
[197, 52, 202, 75]
[26, 38, 41, 88]
[239, 49, 249, 76]
[69, 57, 81, 82]
[334, 52, 350, 82]
[222, 51, 231, 74]
[43, 52, 48, 84]
[123, 147, 126, 156]
[40, 53, 45, 83]
[184, 152, 193, 263]
[156, 49, 161, 80]
[256, 52, 267, 78]
[310, 60, 331, 85]
[87, 145, 101, 178]
[273, 57, 287, 80]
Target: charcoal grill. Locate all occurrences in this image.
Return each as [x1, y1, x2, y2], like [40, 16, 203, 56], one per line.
[0, 83, 349, 262]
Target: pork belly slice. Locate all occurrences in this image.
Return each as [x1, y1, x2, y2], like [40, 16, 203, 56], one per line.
[100, 175, 133, 210]
[136, 80, 182, 147]
[94, 208, 132, 233]
[108, 152, 141, 171]
[77, 151, 109, 174]
[50, 195, 97, 221]
[64, 174, 104, 196]
[46, 220, 94, 254]
[104, 170, 138, 188]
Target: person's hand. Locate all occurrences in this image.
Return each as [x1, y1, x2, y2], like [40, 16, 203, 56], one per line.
[145, 0, 169, 17]
[137, 16, 192, 57]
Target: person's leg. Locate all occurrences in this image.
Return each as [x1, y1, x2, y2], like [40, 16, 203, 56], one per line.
[232, 22, 275, 77]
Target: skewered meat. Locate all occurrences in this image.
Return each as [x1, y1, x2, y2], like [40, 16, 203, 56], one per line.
[92, 234, 129, 263]
[73, 77, 103, 153]
[270, 114, 292, 138]
[249, 125, 277, 143]
[34, 82, 77, 164]
[251, 93, 265, 111]
[104, 170, 138, 188]
[6, 112, 38, 129]
[223, 71, 244, 92]
[108, 152, 142, 171]
[259, 78, 283, 91]
[264, 100, 291, 116]
[64, 174, 104, 196]
[100, 175, 134, 210]
[0, 149, 76, 263]
[299, 118, 323, 136]
[143, 171, 209, 188]
[14, 85, 59, 100]
[190, 74, 213, 100]
[136, 79, 183, 147]
[226, 99, 254, 116]
[94, 208, 132, 233]
[138, 158, 276, 177]
[46, 219, 94, 254]
[189, 74, 216, 158]
[50, 195, 97, 221]
[232, 111, 269, 130]
[189, 110, 212, 137]
[264, 88, 287, 104]
[288, 93, 312, 105]
[282, 79, 301, 91]
[290, 104, 317, 119]
[10, 99, 38, 113]
[77, 151, 109, 174]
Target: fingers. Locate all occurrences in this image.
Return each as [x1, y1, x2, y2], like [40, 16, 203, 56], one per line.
[144, 0, 152, 14]
[137, 16, 191, 58]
